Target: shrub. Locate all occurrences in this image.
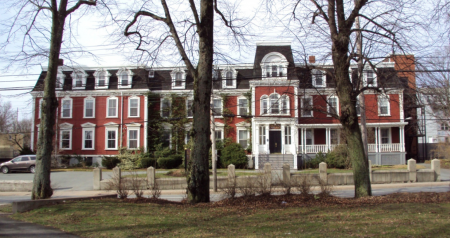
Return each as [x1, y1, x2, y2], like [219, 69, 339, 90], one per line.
[157, 154, 182, 169]
[326, 145, 350, 169]
[221, 143, 248, 168]
[305, 151, 327, 169]
[140, 153, 157, 168]
[19, 146, 34, 155]
[118, 148, 142, 170]
[102, 156, 121, 169]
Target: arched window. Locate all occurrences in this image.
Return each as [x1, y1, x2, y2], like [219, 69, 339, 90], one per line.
[94, 68, 111, 89]
[175, 72, 182, 86]
[261, 93, 289, 115]
[117, 68, 134, 89]
[226, 71, 233, 86]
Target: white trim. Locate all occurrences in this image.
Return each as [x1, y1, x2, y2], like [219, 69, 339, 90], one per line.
[82, 127, 95, 150]
[221, 67, 237, 89]
[212, 98, 223, 117]
[60, 97, 73, 119]
[59, 122, 73, 150]
[170, 68, 186, 89]
[237, 129, 250, 149]
[237, 96, 248, 117]
[311, 69, 326, 88]
[128, 96, 140, 118]
[378, 94, 391, 116]
[261, 93, 290, 116]
[301, 96, 313, 117]
[105, 124, 119, 150]
[363, 69, 377, 87]
[71, 69, 88, 90]
[256, 41, 292, 46]
[106, 96, 119, 118]
[327, 95, 339, 117]
[260, 52, 289, 79]
[127, 126, 140, 149]
[83, 96, 95, 118]
[117, 68, 134, 89]
[93, 68, 111, 89]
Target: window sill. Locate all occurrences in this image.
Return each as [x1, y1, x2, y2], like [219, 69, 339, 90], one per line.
[60, 148, 72, 150]
[379, 114, 391, 117]
[60, 117, 72, 119]
[83, 117, 95, 119]
[260, 114, 291, 116]
[82, 148, 95, 150]
[105, 148, 118, 151]
[118, 85, 132, 89]
[301, 115, 313, 117]
[95, 86, 108, 90]
[106, 116, 118, 118]
[128, 115, 140, 118]
[72, 87, 85, 90]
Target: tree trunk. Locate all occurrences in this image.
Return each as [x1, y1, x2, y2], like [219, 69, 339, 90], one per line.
[32, 6, 67, 200]
[332, 32, 372, 198]
[187, 0, 214, 203]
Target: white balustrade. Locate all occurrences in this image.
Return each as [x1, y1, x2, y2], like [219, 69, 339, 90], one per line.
[299, 143, 403, 154]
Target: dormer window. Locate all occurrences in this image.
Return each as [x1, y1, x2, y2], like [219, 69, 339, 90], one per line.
[312, 69, 326, 87]
[148, 70, 155, 78]
[170, 69, 186, 89]
[221, 67, 237, 89]
[117, 68, 134, 89]
[364, 70, 377, 87]
[94, 68, 111, 89]
[71, 70, 88, 90]
[55, 68, 66, 90]
[261, 52, 289, 79]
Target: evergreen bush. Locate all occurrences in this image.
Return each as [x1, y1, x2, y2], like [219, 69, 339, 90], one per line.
[140, 153, 157, 168]
[305, 151, 327, 169]
[326, 145, 350, 169]
[157, 154, 182, 169]
[221, 143, 247, 168]
[102, 156, 121, 169]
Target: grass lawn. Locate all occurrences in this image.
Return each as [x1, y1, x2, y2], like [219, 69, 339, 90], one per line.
[10, 192, 450, 237]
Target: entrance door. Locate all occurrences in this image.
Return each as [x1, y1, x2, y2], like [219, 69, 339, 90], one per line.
[269, 131, 282, 153]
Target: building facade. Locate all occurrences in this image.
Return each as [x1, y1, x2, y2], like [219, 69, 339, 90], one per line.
[31, 42, 416, 168]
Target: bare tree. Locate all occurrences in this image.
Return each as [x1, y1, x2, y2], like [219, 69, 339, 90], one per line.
[1, 0, 101, 199]
[10, 118, 33, 151]
[0, 99, 14, 133]
[288, 0, 419, 197]
[123, 0, 248, 203]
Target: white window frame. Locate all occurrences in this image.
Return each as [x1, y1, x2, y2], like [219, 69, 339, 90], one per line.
[238, 129, 249, 149]
[117, 68, 134, 89]
[186, 98, 193, 118]
[60, 97, 73, 119]
[259, 126, 266, 145]
[93, 68, 111, 89]
[56, 68, 66, 90]
[161, 98, 171, 118]
[212, 98, 222, 117]
[106, 96, 119, 118]
[148, 69, 155, 78]
[260, 95, 268, 115]
[312, 69, 326, 88]
[128, 96, 140, 118]
[356, 97, 361, 116]
[38, 98, 43, 119]
[301, 96, 313, 117]
[59, 123, 73, 150]
[380, 128, 391, 144]
[81, 125, 95, 150]
[237, 96, 248, 117]
[214, 129, 223, 142]
[327, 96, 339, 117]
[364, 69, 377, 87]
[260, 52, 289, 78]
[285, 126, 292, 145]
[378, 95, 391, 116]
[221, 67, 237, 89]
[170, 68, 186, 89]
[127, 125, 140, 149]
[441, 123, 449, 131]
[84, 97, 95, 118]
[105, 124, 119, 150]
[71, 70, 88, 90]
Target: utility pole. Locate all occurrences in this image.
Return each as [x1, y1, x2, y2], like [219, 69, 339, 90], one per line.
[356, 14, 369, 160]
[211, 103, 217, 192]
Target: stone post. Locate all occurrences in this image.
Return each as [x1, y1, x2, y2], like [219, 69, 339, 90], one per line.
[113, 166, 121, 179]
[228, 164, 236, 186]
[407, 159, 416, 183]
[93, 168, 102, 190]
[431, 159, 441, 182]
[368, 160, 372, 182]
[282, 163, 290, 186]
[264, 163, 272, 188]
[147, 167, 155, 188]
[319, 162, 327, 184]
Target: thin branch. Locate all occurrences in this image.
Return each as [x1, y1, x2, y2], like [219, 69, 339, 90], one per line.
[66, 0, 97, 16]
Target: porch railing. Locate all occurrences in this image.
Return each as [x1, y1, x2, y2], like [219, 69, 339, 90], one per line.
[299, 143, 403, 154]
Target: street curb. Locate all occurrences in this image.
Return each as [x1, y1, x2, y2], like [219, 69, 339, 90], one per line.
[12, 194, 117, 214]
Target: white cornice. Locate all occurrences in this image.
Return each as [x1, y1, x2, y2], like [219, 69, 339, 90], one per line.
[256, 41, 292, 46]
[250, 79, 299, 87]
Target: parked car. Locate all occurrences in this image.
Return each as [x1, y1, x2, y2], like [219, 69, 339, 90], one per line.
[0, 155, 37, 174]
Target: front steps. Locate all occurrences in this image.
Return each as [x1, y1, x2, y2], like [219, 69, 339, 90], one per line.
[258, 154, 294, 170]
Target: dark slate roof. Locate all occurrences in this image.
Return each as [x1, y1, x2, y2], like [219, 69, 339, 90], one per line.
[253, 45, 296, 79]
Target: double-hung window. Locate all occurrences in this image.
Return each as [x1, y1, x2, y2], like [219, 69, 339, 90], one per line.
[238, 130, 248, 148]
[327, 96, 338, 116]
[226, 71, 233, 86]
[364, 70, 377, 87]
[378, 95, 390, 116]
[98, 72, 107, 87]
[312, 70, 326, 87]
[175, 72, 182, 87]
[441, 123, 449, 131]
[107, 97, 118, 117]
[214, 130, 222, 143]
[186, 99, 193, 117]
[82, 128, 94, 150]
[285, 126, 291, 145]
[61, 98, 72, 118]
[302, 97, 313, 117]
[106, 129, 117, 149]
[161, 98, 171, 118]
[84, 98, 95, 118]
[212, 99, 222, 116]
[60, 130, 71, 149]
[238, 98, 248, 116]
[128, 129, 139, 149]
[129, 97, 139, 117]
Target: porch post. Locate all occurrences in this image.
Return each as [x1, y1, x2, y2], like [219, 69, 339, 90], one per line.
[326, 127, 330, 151]
[302, 128, 306, 153]
[375, 127, 379, 153]
[293, 125, 298, 169]
[281, 124, 285, 154]
[266, 125, 270, 153]
[400, 126, 405, 152]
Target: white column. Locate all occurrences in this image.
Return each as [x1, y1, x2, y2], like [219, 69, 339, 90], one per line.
[266, 125, 270, 153]
[281, 124, 285, 154]
[375, 127, 379, 153]
[326, 127, 330, 151]
[400, 126, 404, 152]
[143, 95, 148, 152]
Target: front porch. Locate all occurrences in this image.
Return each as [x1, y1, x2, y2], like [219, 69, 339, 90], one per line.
[298, 143, 404, 154]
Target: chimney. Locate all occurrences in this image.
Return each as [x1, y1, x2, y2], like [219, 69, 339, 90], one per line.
[58, 59, 64, 66]
[309, 56, 316, 64]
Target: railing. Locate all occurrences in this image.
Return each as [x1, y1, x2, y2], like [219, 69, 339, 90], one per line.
[299, 143, 403, 154]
